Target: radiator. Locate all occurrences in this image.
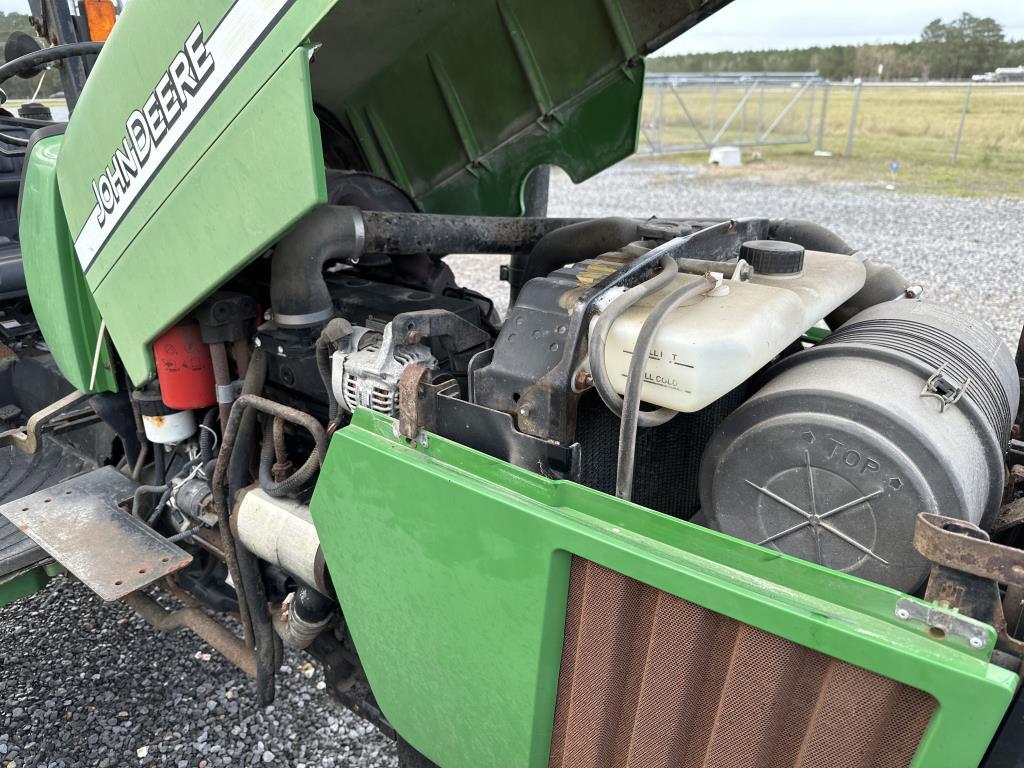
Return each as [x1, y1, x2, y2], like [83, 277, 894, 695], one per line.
[549, 558, 937, 768]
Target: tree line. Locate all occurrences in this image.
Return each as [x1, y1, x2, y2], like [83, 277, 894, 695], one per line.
[650, 13, 1023, 81]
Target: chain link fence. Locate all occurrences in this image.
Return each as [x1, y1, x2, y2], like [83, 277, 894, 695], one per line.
[639, 73, 1024, 169]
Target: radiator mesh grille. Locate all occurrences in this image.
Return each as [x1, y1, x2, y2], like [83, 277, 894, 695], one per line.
[549, 558, 937, 768]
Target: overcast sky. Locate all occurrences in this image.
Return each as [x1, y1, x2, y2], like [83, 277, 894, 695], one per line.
[657, 0, 1024, 55]
[0, 0, 1021, 55]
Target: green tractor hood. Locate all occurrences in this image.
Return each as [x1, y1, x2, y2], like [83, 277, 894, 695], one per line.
[23, 0, 729, 386]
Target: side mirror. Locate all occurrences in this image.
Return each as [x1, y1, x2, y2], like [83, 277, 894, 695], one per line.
[4, 32, 45, 79]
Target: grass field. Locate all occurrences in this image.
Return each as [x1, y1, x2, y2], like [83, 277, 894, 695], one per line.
[639, 83, 1024, 197]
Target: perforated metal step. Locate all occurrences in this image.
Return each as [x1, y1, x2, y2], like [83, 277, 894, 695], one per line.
[0, 466, 192, 601]
[0, 437, 88, 578]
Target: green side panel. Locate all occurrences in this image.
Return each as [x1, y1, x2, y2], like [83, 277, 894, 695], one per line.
[57, 0, 336, 288]
[90, 48, 327, 384]
[20, 136, 116, 393]
[311, 410, 1018, 768]
[310, 0, 729, 214]
[0, 564, 64, 609]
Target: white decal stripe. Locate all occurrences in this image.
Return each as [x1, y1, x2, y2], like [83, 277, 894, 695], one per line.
[73, 0, 291, 271]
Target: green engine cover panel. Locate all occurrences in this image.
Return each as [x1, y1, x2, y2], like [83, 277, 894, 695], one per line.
[41, 0, 730, 384]
[310, 0, 729, 214]
[19, 134, 116, 393]
[311, 410, 1018, 768]
[53, 0, 336, 384]
[89, 48, 328, 383]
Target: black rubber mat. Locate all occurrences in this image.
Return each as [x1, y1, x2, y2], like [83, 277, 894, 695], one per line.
[0, 437, 87, 578]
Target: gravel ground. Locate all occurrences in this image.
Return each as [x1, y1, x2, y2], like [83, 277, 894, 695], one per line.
[1, 578, 396, 768]
[4, 160, 1024, 768]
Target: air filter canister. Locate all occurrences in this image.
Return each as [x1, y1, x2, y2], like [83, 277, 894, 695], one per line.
[699, 300, 1018, 592]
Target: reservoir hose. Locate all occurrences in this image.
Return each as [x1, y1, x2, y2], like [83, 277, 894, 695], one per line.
[589, 253, 679, 428]
[615, 273, 717, 500]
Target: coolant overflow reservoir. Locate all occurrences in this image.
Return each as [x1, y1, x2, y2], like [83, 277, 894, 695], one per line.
[597, 249, 866, 413]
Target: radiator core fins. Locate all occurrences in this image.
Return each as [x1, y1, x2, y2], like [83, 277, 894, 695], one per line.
[549, 558, 936, 768]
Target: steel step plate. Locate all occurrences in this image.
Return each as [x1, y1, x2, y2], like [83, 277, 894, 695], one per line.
[0, 434, 92, 579]
[0, 466, 192, 601]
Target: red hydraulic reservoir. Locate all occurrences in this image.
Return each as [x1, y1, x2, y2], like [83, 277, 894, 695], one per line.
[153, 323, 217, 410]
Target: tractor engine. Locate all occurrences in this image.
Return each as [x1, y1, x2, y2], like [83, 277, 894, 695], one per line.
[234, 201, 1017, 597]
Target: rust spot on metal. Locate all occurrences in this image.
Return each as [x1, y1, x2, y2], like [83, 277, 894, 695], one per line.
[914, 512, 1024, 665]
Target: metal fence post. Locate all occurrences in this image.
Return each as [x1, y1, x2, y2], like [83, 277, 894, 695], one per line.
[758, 84, 765, 138]
[845, 79, 862, 157]
[709, 79, 718, 134]
[656, 86, 664, 152]
[739, 87, 747, 144]
[951, 83, 972, 166]
[805, 81, 817, 141]
[816, 81, 830, 152]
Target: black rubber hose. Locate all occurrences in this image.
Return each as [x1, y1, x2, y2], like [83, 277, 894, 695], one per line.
[519, 217, 643, 290]
[315, 318, 352, 426]
[826, 260, 911, 329]
[212, 348, 268, 648]
[214, 388, 328, 704]
[146, 457, 203, 526]
[167, 525, 204, 544]
[146, 486, 174, 527]
[234, 533, 276, 705]
[131, 484, 168, 520]
[270, 206, 364, 327]
[616, 274, 717, 500]
[224, 394, 276, 705]
[768, 218, 856, 256]
[292, 586, 333, 625]
[0, 42, 104, 91]
[588, 253, 679, 428]
[258, 418, 323, 498]
[153, 445, 166, 486]
[221, 393, 327, 704]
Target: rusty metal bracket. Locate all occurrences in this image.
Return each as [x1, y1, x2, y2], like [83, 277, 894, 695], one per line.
[913, 512, 1024, 664]
[894, 597, 989, 650]
[398, 364, 435, 443]
[123, 587, 256, 678]
[915, 512, 1024, 586]
[0, 390, 90, 454]
[397, 364, 458, 444]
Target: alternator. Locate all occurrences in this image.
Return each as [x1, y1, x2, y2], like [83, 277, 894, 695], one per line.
[331, 323, 436, 417]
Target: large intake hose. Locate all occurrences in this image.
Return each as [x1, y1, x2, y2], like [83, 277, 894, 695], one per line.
[270, 206, 365, 327]
[270, 207, 584, 327]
